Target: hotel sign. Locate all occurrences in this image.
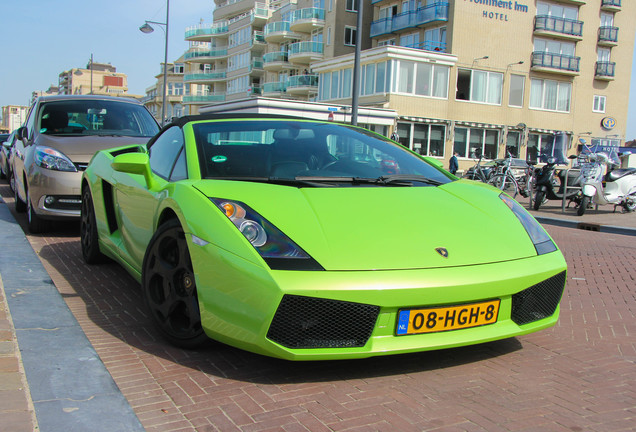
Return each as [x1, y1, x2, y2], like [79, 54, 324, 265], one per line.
[465, 0, 530, 21]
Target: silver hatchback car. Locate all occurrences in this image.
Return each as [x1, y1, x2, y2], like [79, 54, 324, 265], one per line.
[13, 95, 160, 233]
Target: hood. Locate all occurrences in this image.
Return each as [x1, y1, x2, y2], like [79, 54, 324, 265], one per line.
[35, 134, 150, 163]
[194, 180, 539, 271]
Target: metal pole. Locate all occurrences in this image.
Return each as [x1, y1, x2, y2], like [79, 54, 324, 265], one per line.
[160, 0, 170, 126]
[351, 0, 363, 126]
[90, 53, 93, 94]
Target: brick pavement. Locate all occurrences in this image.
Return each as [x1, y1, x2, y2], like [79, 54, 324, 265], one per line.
[1, 182, 636, 431]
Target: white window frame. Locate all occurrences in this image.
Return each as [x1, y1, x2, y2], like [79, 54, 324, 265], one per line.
[593, 95, 606, 113]
[344, 26, 356, 46]
[508, 74, 525, 108]
[346, 0, 357, 12]
[529, 78, 571, 113]
[456, 69, 503, 105]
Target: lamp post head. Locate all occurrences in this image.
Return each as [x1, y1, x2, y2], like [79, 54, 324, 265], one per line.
[139, 23, 154, 34]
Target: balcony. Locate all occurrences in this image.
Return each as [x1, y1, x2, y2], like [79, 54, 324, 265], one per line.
[262, 81, 287, 96]
[263, 51, 291, 71]
[598, 26, 619, 46]
[184, 71, 227, 83]
[531, 51, 580, 75]
[601, 0, 621, 11]
[288, 41, 324, 64]
[595, 61, 616, 80]
[184, 49, 228, 62]
[534, 15, 583, 40]
[264, 21, 300, 43]
[290, 8, 325, 33]
[185, 22, 228, 41]
[370, 2, 448, 38]
[183, 94, 226, 104]
[248, 86, 262, 96]
[249, 58, 264, 75]
[287, 75, 319, 96]
[409, 40, 447, 53]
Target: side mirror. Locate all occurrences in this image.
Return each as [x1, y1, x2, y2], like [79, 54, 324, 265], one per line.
[2, 141, 11, 149]
[16, 126, 28, 141]
[111, 152, 155, 189]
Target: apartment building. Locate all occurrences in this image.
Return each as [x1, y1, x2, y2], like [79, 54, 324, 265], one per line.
[1, 105, 28, 132]
[312, 0, 635, 170]
[184, 0, 634, 170]
[143, 57, 187, 123]
[58, 62, 132, 97]
[183, 0, 373, 114]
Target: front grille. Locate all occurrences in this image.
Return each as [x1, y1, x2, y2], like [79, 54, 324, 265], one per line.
[267, 295, 380, 349]
[511, 271, 566, 325]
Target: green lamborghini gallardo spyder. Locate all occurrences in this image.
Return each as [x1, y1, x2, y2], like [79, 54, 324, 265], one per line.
[80, 114, 567, 360]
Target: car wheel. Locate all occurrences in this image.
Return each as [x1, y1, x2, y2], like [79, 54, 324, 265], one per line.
[80, 186, 106, 264]
[624, 198, 636, 213]
[142, 219, 207, 349]
[27, 189, 47, 234]
[14, 176, 26, 213]
[533, 191, 545, 211]
[577, 195, 590, 216]
[0, 162, 5, 180]
[9, 173, 15, 192]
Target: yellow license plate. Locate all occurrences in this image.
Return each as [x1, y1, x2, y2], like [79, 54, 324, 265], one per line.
[396, 300, 500, 335]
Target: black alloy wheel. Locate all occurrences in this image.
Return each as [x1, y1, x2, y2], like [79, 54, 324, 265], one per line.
[142, 219, 207, 349]
[80, 186, 106, 264]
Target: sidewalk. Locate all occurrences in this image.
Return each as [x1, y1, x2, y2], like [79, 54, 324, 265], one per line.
[0, 195, 144, 432]
[0, 190, 635, 432]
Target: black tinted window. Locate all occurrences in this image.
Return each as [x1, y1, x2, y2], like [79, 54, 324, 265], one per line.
[149, 126, 184, 179]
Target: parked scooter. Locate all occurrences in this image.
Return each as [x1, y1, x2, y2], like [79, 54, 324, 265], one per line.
[533, 156, 582, 211]
[577, 152, 636, 216]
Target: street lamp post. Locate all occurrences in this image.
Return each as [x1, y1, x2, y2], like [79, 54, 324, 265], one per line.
[140, 0, 170, 125]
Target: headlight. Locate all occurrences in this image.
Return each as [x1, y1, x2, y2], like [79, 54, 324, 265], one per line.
[34, 146, 77, 172]
[211, 198, 323, 270]
[499, 194, 557, 255]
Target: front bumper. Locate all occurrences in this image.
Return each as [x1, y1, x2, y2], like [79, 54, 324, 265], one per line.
[29, 169, 83, 219]
[192, 242, 567, 360]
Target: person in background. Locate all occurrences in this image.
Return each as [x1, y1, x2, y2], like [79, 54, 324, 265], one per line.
[449, 151, 459, 175]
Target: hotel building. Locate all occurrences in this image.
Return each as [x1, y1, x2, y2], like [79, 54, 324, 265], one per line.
[184, 0, 635, 170]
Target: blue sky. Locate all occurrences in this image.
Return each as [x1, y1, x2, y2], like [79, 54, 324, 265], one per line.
[1, 0, 635, 141]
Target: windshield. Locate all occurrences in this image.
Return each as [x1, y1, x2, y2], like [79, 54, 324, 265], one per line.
[193, 120, 452, 186]
[38, 100, 159, 137]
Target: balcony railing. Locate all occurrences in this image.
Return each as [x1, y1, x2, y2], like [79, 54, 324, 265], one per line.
[595, 61, 616, 78]
[184, 71, 227, 81]
[598, 26, 619, 43]
[248, 86, 262, 96]
[183, 94, 226, 103]
[534, 15, 583, 37]
[263, 82, 287, 93]
[291, 7, 325, 22]
[601, 0, 621, 7]
[288, 74, 319, 88]
[407, 40, 447, 53]
[531, 51, 580, 72]
[289, 41, 324, 56]
[185, 22, 228, 38]
[263, 51, 289, 63]
[250, 58, 264, 71]
[184, 49, 228, 60]
[370, 2, 448, 38]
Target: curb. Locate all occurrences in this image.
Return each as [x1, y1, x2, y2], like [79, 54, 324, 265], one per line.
[534, 215, 636, 237]
[0, 197, 145, 432]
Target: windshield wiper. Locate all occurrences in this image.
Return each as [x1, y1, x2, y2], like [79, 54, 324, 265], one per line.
[377, 175, 444, 186]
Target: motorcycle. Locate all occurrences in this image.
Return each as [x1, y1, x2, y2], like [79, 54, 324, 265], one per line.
[533, 156, 582, 211]
[577, 152, 636, 216]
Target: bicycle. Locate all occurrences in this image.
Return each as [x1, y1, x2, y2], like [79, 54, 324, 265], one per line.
[462, 155, 493, 183]
[487, 153, 527, 198]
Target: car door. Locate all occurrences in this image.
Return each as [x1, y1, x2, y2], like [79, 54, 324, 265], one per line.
[113, 126, 186, 272]
[12, 102, 37, 201]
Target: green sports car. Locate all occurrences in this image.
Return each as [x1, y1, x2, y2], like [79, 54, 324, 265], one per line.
[80, 114, 567, 360]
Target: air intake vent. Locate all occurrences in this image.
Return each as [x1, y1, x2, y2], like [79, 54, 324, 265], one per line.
[511, 271, 566, 325]
[267, 295, 380, 349]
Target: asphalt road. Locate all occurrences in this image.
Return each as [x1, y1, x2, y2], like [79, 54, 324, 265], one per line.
[1, 181, 635, 432]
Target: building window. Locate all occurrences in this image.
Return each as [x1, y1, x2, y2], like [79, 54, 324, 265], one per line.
[456, 69, 503, 105]
[536, 1, 578, 20]
[393, 60, 448, 99]
[593, 95, 606, 113]
[399, 32, 420, 49]
[527, 133, 554, 164]
[344, 26, 356, 46]
[453, 127, 499, 159]
[509, 74, 525, 107]
[174, 63, 185, 74]
[506, 131, 521, 158]
[346, 0, 357, 12]
[529, 78, 571, 112]
[378, 38, 396, 46]
[327, 27, 331, 45]
[411, 124, 446, 157]
[534, 38, 575, 57]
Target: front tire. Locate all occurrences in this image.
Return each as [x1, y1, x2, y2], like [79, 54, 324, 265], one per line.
[27, 189, 47, 234]
[577, 195, 590, 216]
[624, 198, 636, 213]
[14, 177, 26, 213]
[80, 186, 106, 264]
[142, 219, 207, 349]
[533, 190, 545, 211]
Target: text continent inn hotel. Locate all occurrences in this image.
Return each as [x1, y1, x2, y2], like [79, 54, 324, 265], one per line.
[182, 0, 634, 171]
